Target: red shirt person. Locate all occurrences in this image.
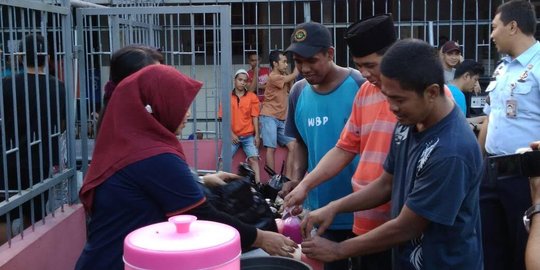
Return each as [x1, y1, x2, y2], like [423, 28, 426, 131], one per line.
[247, 52, 271, 97]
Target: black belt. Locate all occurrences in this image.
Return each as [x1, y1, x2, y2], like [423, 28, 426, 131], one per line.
[486, 153, 528, 179]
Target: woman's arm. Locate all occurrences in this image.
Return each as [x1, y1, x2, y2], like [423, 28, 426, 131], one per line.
[181, 200, 296, 256]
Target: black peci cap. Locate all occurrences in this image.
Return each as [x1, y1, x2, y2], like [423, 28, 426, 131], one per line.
[344, 14, 396, 57]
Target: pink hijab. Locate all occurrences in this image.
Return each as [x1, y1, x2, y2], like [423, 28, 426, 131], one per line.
[79, 65, 202, 213]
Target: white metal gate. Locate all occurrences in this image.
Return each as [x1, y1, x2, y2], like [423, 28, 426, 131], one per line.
[75, 5, 235, 173]
[0, 0, 76, 245]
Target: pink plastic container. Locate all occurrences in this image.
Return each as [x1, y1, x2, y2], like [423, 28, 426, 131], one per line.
[123, 215, 241, 270]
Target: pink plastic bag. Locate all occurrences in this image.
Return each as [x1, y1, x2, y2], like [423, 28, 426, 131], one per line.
[282, 215, 303, 244]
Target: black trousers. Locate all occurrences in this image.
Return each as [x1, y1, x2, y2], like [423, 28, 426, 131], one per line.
[480, 157, 531, 270]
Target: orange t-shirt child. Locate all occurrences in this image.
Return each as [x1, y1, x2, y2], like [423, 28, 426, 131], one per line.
[219, 90, 260, 137]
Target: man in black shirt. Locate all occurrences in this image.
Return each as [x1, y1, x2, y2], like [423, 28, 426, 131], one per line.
[1, 34, 67, 237]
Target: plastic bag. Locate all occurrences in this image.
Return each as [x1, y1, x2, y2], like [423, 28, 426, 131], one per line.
[198, 163, 278, 232]
[281, 209, 303, 244]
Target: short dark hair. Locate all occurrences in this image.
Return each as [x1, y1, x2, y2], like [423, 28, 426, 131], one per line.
[247, 51, 260, 59]
[21, 34, 46, 67]
[454, 60, 485, 79]
[496, 0, 537, 36]
[269, 50, 283, 69]
[381, 39, 444, 96]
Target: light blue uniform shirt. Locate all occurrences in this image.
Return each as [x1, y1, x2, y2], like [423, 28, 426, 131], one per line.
[285, 68, 364, 230]
[484, 41, 540, 155]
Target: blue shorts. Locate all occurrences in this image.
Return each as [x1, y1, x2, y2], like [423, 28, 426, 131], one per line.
[231, 135, 259, 158]
[259, 115, 295, 148]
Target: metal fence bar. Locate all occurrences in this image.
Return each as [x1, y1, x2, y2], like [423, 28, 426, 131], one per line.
[1, 0, 76, 245]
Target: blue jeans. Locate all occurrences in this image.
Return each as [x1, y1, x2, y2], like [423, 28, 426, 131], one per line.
[231, 135, 259, 158]
[259, 115, 294, 148]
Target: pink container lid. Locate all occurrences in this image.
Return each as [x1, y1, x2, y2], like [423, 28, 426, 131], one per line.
[124, 215, 241, 270]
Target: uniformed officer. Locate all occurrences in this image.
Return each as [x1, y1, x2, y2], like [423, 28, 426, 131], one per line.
[478, 1, 540, 270]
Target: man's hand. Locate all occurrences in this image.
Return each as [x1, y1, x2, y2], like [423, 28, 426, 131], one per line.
[249, 67, 260, 92]
[301, 203, 338, 238]
[254, 230, 298, 257]
[283, 182, 309, 209]
[279, 180, 300, 198]
[202, 171, 242, 188]
[232, 133, 239, 144]
[301, 235, 343, 262]
[254, 136, 260, 148]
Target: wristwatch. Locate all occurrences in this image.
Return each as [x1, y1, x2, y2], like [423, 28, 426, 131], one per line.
[523, 204, 540, 232]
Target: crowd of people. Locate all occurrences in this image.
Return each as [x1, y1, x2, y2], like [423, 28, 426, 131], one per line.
[2, 0, 539, 269]
[292, 2, 538, 270]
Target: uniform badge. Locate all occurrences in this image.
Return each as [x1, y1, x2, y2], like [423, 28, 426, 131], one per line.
[518, 70, 529, 83]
